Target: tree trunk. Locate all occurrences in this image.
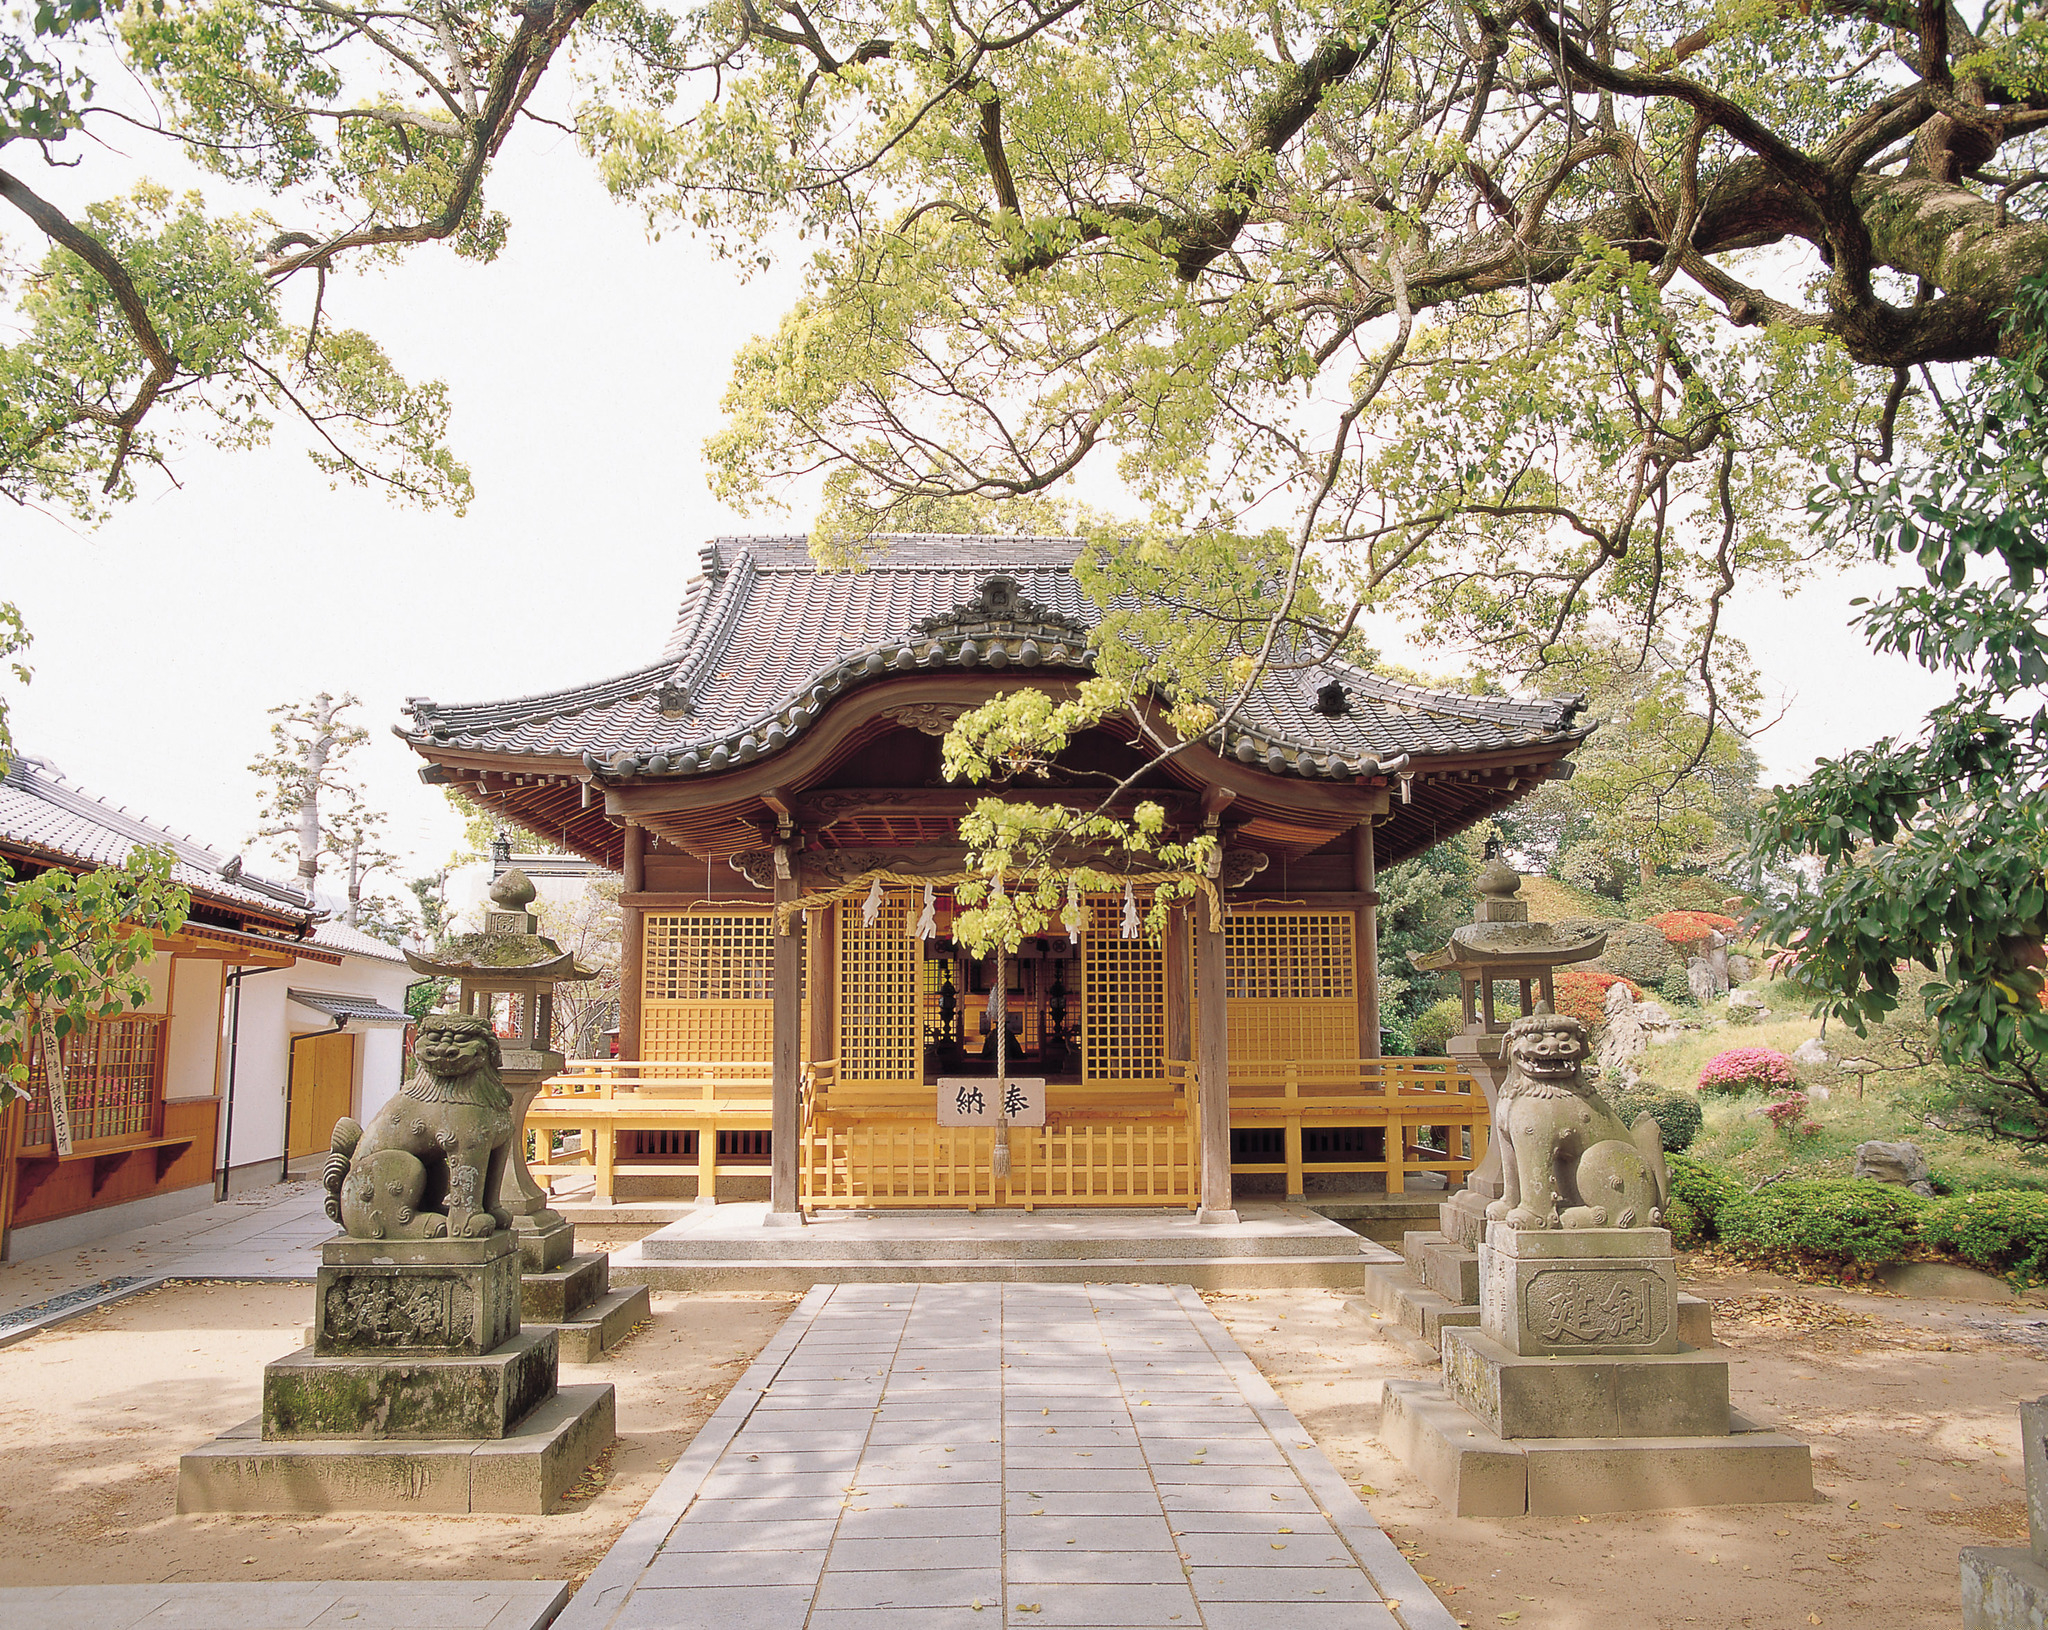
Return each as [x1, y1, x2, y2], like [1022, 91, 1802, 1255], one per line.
[297, 693, 334, 904]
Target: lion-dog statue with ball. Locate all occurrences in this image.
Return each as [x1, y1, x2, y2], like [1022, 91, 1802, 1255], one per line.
[1486, 1008, 1671, 1231]
[322, 1014, 514, 1240]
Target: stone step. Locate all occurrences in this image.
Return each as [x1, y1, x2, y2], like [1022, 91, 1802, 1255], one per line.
[609, 1248, 1368, 1292]
[635, 1203, 1363, 1263]
[546, 1284, 652, 1365]
[522, 1252, 609, 1325]
[179, 1383, 615, 1516]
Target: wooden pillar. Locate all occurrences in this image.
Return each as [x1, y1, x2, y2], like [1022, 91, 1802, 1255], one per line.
[1164, 906, 1192, 1066]
[770, 850, 803, 1217]
[619, 823, 646, 1059]
[1195, 888, 1234, 1222]
[1353, 821, 1380, 1058]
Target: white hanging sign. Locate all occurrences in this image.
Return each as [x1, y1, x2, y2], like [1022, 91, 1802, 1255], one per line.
[937, 1076, 1046, 1127]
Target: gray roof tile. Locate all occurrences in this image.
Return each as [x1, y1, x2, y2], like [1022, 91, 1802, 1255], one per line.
[402, 536, 1588, 780]
[0, 755, 315, 922]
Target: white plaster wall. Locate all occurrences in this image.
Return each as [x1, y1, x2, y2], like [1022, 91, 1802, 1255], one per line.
[218, 951, 414, 1183]
[164, 956, 223, 1100]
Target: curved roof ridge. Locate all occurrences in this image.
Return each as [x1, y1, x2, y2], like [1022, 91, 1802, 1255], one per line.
[1321, 658, 1581, 727]
[405, 656, 681, 734]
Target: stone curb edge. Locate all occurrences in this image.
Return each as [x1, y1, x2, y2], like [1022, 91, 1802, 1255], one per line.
[0, 1269, 324, 1352]
[1170, 1284, 1461, 1630]
[551, 1281, 833, 1630]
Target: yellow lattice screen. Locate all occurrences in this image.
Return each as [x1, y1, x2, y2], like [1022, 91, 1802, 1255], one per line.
[1082, 897, 1164, 1084]
[640, 911, 806, 1062]
[837, 897, 920, 1085]
[1209, 909, 1359, 1061]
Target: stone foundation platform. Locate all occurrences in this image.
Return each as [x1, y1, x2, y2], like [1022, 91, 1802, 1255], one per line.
[179, 1383, 614, 1515]
[1380, 1380, 1814, 1516]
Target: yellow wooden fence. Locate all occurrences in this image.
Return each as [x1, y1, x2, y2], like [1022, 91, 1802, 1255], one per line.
[528, 1054, 1481, 1208]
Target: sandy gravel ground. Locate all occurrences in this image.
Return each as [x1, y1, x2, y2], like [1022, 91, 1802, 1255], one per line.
[1205, 1271, 2048, 1630]
[0, 1282, 795, 1589]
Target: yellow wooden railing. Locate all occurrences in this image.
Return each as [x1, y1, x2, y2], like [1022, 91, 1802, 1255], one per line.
[529, 1053, 1481, 1208]
[1225, 1056, 1486, 1195]
[527, 1058, 773, 1205]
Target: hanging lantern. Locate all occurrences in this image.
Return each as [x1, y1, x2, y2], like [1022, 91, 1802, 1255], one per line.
[912, 882, 938, 940]
[1120, 881, 1141, 940]
[861, 875, 885, 927]
[1064, 879, 1085, 945]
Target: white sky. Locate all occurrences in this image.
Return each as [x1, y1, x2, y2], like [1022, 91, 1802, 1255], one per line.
[0, 121, 1955, 895]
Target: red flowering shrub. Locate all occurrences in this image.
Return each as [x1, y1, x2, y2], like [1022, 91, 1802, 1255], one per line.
[1554, 967, 1644, 1028]
[1762, 1089, 1809, 1131]
[1649, 910, 1739, 949]
[1698, 1047, 1796, 1095]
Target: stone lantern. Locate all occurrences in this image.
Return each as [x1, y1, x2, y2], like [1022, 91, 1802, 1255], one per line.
[1409, 852, 1605, 1251]
[405, 868, 591, 1274]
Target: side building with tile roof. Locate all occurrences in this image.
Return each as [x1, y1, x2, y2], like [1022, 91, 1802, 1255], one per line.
[0, 757, 414, 1260]
[400, 535, 1593, 1217]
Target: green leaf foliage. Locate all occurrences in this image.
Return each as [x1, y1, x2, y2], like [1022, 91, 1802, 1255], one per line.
[1745, 279, 2048, 1087]
[0, 845, 190, 1101]
[1663, 1151, 1742, 1248]
[1919, 1190, 2048, 1291]
[1611, 1084, 1703, 1153]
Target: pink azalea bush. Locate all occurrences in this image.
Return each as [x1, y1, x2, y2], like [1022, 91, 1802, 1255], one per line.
[1761, 1089, 1810, 1131]
[1698, 1047, 1796, 1095]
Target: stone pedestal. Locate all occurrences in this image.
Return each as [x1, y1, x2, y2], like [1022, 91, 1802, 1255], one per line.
[500, 1053, 576, 1274]
[1378, 1221, 1811, 1516]
[1963, 1397, 2048, 1627]
[178, 1230, 615, 1514]
[1480, 1223, 1681, 1357]
[316, 1235, 521, 1357]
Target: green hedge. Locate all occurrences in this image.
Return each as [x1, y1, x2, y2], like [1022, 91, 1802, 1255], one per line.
[1407, 997, 1465, 1056]
[1612, 1085, 1703, 1153]
[1717, 1180, 1926, 1274]
[1921, 1191, 2048, 1291]
[1663, 1152, 1742, 1248]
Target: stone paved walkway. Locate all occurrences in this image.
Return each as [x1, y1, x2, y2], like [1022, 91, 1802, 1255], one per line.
[0, 1581, 569, 1630]
[562, 1282, 1451, 1630]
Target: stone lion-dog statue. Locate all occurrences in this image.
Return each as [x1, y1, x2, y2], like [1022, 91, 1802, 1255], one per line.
[322, 1014, 514, 1240]
[1485, 1009, 1671, 1231]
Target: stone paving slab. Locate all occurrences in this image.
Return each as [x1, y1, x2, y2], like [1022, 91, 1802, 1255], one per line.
[555, 1282, 1453, 1630]
[0, 1581, 568, 1630]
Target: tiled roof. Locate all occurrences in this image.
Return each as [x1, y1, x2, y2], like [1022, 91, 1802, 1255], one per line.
[289, 988, 412, 1024]
[401, 536, 1588, 781]
[0, 755, 315, 922]
[308, 915, 410, 965]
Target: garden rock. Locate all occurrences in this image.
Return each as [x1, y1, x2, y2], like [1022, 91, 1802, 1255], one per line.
[1707, 931, 1731, 993]
[1688, 957, 1719, 1005]
[1727, 990, 1770, 1025]
[1728, 953, 1755, 983]
[1854, 1139, 1936, 1197]
[1596, 982, 1648, 1084]
[1792, 1037, 1831, 1067]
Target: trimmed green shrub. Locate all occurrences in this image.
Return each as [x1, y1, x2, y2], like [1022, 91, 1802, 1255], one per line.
[1657, 967, 1695, 1009]
[1921, 1191, 2048, 1290]
[1611, 1084, 1703, 1153]
[1717, 1180, 1926, 1275]
[1407, 997, 1465, 1056]
[1664, 1152, 1742, 1248]
[1930, 1169, 2048, 1197]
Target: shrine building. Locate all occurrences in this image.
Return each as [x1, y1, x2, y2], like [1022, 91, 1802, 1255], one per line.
[399, 536, 1590, 1218]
